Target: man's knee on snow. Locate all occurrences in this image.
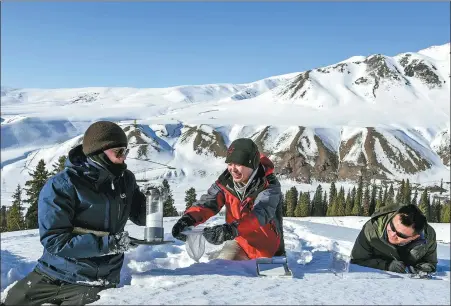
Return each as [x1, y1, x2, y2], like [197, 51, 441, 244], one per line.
[213, 240, 250, 261]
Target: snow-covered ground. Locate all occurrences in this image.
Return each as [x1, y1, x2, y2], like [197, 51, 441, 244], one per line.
[1, 216, 450, 305]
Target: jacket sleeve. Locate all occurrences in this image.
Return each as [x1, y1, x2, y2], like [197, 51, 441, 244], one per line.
[236, 174, 282, 235]
[184, 182, 225, 225]
[38, 176, 111, 258]
[350, 224, 391, 271]
[129, 179, 146, 226]
[413, 229, 438, 272]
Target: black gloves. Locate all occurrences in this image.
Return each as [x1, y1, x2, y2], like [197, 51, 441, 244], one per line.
[387, 260, 407, 273]
[414, 262, 436, 273]
[202, 223, 239, 245]
[408, 246, 428, 262]
[172, 214, 196, 242]
[109, 231, 132, 254]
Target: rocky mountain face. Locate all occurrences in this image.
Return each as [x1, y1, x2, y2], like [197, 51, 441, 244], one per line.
[114, 123, 449, 183]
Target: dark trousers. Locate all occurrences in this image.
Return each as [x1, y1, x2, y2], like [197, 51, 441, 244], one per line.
[3, 268, 114, 306]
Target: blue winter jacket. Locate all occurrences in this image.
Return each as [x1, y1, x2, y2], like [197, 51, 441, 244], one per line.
[35, 145, 146, 286]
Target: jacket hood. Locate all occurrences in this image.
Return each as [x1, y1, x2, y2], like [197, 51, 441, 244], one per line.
[66, 144, 115, 189]
[259, 153, 275, 176]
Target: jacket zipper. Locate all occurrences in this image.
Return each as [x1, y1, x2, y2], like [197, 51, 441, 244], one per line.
[110, 179, 121, 229]
[118, 198, 121, 222]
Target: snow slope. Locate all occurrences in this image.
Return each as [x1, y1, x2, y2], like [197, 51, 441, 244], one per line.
[1, 43, 450, 209]
[1, 217, 449, 305]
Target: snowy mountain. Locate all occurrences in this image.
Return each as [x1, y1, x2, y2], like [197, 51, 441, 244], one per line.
[276, 44, 449, 108]
[1, 43, 450, 208]
[1, 216, 450, 304]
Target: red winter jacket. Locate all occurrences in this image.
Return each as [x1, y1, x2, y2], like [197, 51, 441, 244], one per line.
[185, 154, 284, 259]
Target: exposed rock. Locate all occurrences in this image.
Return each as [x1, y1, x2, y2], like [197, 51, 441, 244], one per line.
[403, 59, 442, 88]
[278, 70, 311, 99]
[179, 125, 228, 158]
[70, 93, 99, 104]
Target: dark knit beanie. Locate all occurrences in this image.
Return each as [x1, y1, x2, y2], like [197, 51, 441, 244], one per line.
[82, 121, 128, 156]
[225, 138, 260, 169]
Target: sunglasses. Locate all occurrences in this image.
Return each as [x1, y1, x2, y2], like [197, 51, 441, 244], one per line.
[389, 219, 413, 239]
[112, 147, 129, 158]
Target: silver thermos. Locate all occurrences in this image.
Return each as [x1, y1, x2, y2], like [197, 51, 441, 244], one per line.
[144, 187, 165, 242]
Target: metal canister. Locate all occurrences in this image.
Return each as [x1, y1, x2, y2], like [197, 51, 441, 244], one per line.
[144, 187, 164, 242]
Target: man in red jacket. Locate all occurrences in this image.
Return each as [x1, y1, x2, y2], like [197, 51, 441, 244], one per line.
[172, 138, 285, 260]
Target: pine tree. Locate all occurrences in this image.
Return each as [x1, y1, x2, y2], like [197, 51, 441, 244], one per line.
[385, 183, 395, 207]
[345, 188, 353, 216]
[289, 186, 299, 217]
[418, 189, 430, 221]
[312, 185, 323, 216]
[24, 159, 50, 229]
[396, 179, 405, 204]
[7, 184, 25, 231]
[284, 186, 298, 217]
[440, 202, 450, 223]
[440, 178, 443, 195]
[351, 186, 356, 206]
[322, 191, 328, 216]
[375, 186, 383, 212]
[403, 179, 411, 205]
[362, 184, 371, 216]
[434, 199, 442, 223]
[369, 183, 377, 216]
[52, 155, 67, 175]
[161, 179, 178, 217]
[352, 177, 363, 216]
[336, 187, 346, 216]
[184, 187, 197, 210]
[295, 191, 310, 217]
[0, 206, 7, 232]
[429, 198, 437, 222]
[284, 189, 293, 217]
[328, 182, 337, 213]
[328, 197, 335, 216]
[345, 189, 352, 216]
[328, 195, 336, 216]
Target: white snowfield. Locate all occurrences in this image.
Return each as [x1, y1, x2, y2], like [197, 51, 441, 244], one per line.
[1, 216, 450, 305]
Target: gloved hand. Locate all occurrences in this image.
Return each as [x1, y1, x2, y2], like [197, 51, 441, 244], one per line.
[409, 245, 428, 262]
[172, 214, 196, 242]
[406, 265, 433, 278]
[109, 231, 132, 254]
[387, 260, 407, 273]
[202, 223, 238, 245]
[414, 262, 436, 273]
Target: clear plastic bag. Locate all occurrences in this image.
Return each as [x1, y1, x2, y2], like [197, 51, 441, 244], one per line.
[182, 227, 206, 262]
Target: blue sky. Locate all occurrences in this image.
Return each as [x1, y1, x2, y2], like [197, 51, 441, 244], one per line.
[2, 2, 449, 89]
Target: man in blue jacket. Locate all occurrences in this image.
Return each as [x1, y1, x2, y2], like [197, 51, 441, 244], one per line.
[4, 121, 147, 306]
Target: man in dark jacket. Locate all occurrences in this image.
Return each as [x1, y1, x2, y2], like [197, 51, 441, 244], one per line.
[350, 204, 437, 275]
[172, 138, 285, 260]
[4, 121, 147, 306]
